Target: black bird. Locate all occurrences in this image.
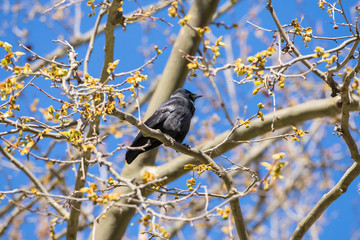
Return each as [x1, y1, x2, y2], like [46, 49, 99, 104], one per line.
[125, 88, 201, 164]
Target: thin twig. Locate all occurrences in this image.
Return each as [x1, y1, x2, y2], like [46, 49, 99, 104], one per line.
[0, 145, 70, 219]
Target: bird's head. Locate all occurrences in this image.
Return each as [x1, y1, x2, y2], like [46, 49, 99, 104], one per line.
[172, 88, 202, 102]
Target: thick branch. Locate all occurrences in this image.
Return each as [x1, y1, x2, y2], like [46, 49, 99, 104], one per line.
[290, 162, 360, 240]
[155, 95, 359, 183]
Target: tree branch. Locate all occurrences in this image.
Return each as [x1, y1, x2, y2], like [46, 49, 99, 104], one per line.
[290, 162, 360, 240]
[339, 58, 360, 163]
[0, 146, 69, 220]
[154, 95, 359, 184]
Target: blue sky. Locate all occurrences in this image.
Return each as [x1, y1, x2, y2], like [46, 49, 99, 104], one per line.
[1, 0, 360, 239]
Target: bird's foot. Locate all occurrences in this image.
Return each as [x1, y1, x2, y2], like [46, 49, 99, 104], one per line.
[182, 143, 191, 150]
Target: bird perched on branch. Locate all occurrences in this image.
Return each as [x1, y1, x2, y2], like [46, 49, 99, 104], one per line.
[125, 88, 201, 164]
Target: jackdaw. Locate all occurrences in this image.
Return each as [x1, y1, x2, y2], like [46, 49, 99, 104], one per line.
[125, 88, 201, 164]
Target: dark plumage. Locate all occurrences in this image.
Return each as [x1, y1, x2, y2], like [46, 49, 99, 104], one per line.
[125, 88, 201, 164]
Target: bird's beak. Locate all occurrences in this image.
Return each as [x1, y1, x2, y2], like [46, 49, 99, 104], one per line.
[192, 94, 202, 100]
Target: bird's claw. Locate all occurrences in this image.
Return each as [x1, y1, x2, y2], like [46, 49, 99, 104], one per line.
[182, 143, 191, 150]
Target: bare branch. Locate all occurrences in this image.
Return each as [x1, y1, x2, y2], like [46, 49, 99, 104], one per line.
[290, 162, 360, 240]
[0, 146, 70, 219]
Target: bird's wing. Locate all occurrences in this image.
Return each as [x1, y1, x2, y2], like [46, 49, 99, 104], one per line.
[129, 98, 178, 146]
[126, 99, 177, 161]
[143, 98, 178, 129]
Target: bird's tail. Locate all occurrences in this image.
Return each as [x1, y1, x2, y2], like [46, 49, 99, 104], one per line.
[125, 150, 142, 164]
[125, 137, 162, 164]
